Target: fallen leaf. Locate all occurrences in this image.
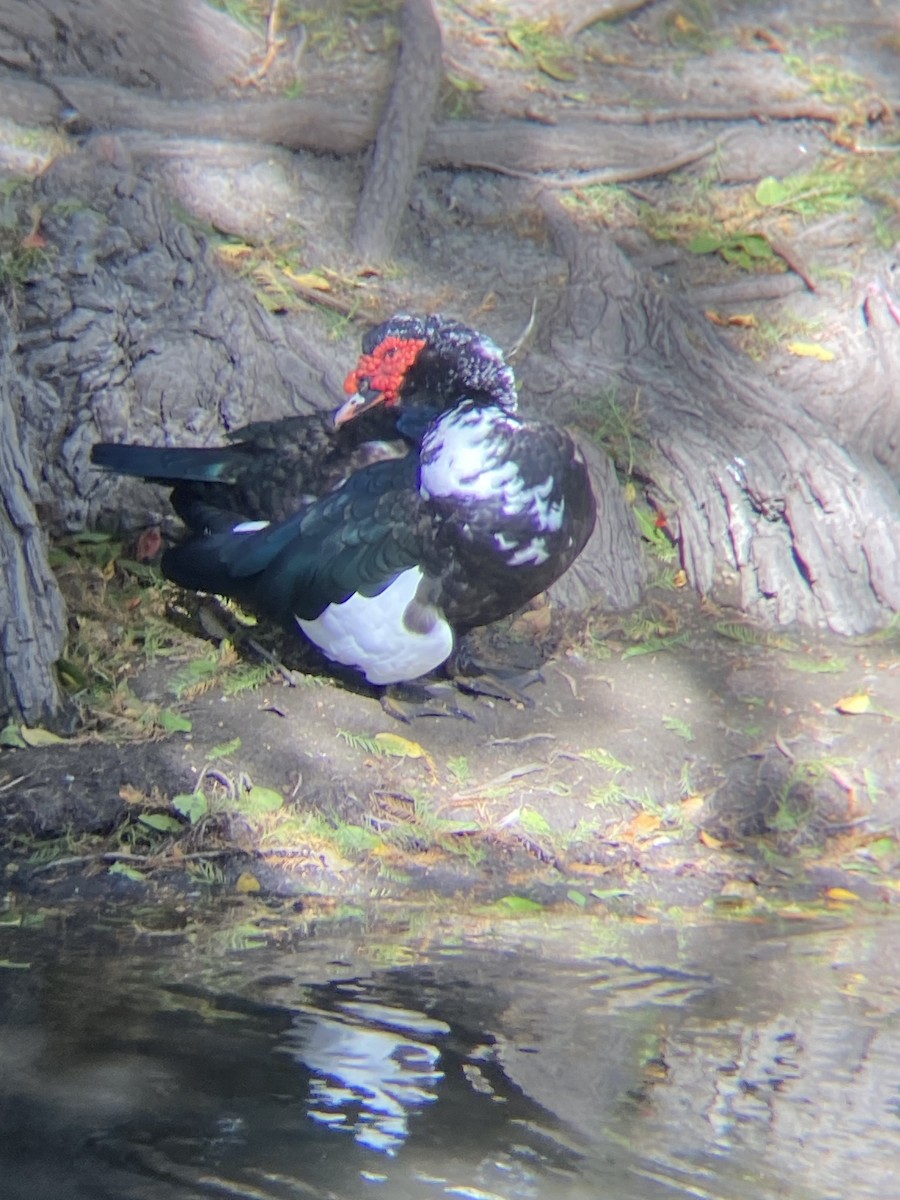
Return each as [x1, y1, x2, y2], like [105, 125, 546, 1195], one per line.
[680, 794, 705, 818]
[119, 784, 146, 806]
[20, 726, 66, 747]
[374, 732, 437, 775]
[825, 886, 860, 902]
[0, 724, 27, 749]
[236, 871, 261, 894]
[172, 792, 208, 823]
[217, 243, 254, 263]
[752, 28, 786, 53]
[699, 829, 724, 849]
[628, 811, 661, 838]
[283, 269, 331, 291]
[787, 341, 835, 362]
[241, 785, 285, 815]
[705, 310, 757, 328]
[754, 176, 789, 206]
[835, 692, 872, 715]
[138, 812, 182, 834]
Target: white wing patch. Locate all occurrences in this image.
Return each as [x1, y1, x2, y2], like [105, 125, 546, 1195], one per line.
[296, 567, 453, 685]
[508, 537, 549, 566]
[232, 519, 270, 534]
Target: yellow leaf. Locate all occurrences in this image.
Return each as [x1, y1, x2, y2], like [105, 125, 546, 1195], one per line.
[235, 871, 261, 894]
[786, 341, 835, 362]
[705, 310, 757, 328]
[20, 726, 66, 747]
[282, 269, 332, 291]
[374, 732, 437, 774]
[699, 829, 724, 849]
[217, 243, 254, 263]
[835, 692, 872, 715]
[825, 886, 860, 901]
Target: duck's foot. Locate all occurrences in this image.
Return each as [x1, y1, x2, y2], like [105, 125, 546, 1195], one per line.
[445, 643, 542, 708]
[380, 682, 477, 723]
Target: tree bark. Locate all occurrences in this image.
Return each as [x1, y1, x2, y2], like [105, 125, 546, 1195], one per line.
[0, 308, 72, 730]
[530, 199, 900, 635]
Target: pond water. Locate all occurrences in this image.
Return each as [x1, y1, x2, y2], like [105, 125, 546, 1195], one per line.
[1, 901, 899, 1200]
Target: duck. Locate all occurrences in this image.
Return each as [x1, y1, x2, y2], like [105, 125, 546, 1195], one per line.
[91, 314, 596, 688]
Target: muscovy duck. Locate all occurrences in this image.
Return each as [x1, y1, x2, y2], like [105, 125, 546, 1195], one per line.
[90, 314, 511, 527]
[92, 314, 596, 687]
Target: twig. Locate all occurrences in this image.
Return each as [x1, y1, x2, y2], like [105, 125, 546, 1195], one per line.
[0, 773, 31, 793]
[507, 296, 538, 359]
[245, 635, 298, 686]
[235, 0, 286, 86]
[454, 762, 547, 801]
[489, 732, 557, 746]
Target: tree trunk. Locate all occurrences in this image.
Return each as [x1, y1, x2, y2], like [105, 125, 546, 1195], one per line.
[529, 199, 900, 635]
[0, 308, 72, 730]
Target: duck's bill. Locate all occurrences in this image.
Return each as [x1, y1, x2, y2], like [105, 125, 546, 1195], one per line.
[332, 389, 386, 427]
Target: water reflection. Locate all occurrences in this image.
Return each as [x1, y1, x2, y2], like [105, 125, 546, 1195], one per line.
[1, 911, 899, 1199]
[284, 1002, 447, 1153]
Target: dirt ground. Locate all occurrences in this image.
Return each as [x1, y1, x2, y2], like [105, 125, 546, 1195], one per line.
[1, 0, 899, 911]
[4, 582, 900, 912]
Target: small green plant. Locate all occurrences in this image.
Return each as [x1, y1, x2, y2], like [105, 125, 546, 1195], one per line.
[686, 230, 776, 271]
[587, 780, 628, 808]
[442, 72, 484, 119]
[447, 756, 472, 785]
[782, 53, 866, 105]
[663, 715, 694, 742]
[576, 389, 643, 477]
[563, 184, 637, 227]
[505, 18, 577, 81]
[677, 761, 696, 798]
[580, 748, 632, 773]
[714, 621, 794, 650]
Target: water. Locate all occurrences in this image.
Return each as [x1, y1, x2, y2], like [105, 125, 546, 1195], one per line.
[1, 902, 899, 1200]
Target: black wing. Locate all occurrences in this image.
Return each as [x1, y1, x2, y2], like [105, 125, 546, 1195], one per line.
[162, 454, 433, 628]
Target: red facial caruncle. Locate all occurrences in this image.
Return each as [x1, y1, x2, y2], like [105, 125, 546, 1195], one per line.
[342, 335, 427, 407]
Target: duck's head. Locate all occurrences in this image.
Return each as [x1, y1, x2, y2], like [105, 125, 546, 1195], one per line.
[335, 314, 518, 435]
